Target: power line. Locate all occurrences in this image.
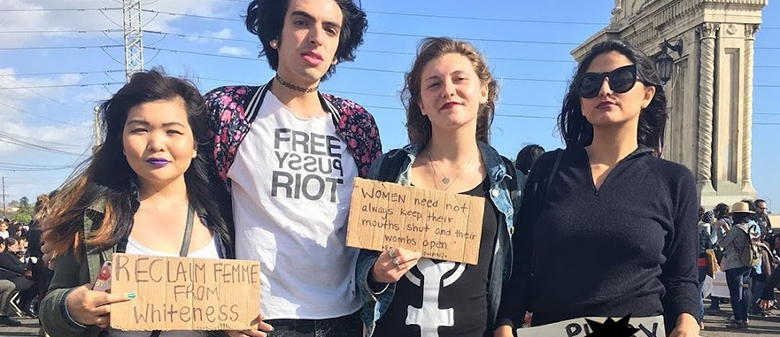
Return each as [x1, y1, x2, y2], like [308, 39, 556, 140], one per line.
[0, 129, 88, 149]
[0, 82, 123, 89]
[0, 8, 121, 12]
[0, 135, 88, 157]
[0, 29, 123, 34]
[141, 30, 578, 64]
[138, 10, 581, 46]
[0, 76, 85, 112]
[0, 70, 124, 77]
[0, 102, 90, 127]
[140, 9, 242, 22]
[362, 105, 557, 120]
[369, 11, 605, 26]
[0, 45, 123, 51]
[0, 163, 76, 172]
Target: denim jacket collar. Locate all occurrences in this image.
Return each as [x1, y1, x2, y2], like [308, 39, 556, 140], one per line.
[396, 141, 511, 186]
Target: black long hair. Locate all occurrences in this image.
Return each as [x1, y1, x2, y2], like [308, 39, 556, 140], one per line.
[44, 69, 233, 257]
[558, 39, 667, 156]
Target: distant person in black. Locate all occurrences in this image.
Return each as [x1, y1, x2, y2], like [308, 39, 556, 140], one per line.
[514, 144, 545, 177]
[756, 199, 772, 238]
[495, 40, 700, 337]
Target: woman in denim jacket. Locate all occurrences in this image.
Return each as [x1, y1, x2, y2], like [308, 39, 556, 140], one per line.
[355, 37, 518, 337]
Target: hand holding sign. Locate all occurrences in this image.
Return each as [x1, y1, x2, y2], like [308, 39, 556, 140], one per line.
[65, 284, 134, 328]
[225, 313, 274, 337]
[371, 247, 422, 284]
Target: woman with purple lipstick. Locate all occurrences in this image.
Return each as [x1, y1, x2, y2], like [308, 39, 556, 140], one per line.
[38, 69, 270, 337]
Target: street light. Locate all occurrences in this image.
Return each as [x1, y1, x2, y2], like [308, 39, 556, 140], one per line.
[656, 39, 683, 84]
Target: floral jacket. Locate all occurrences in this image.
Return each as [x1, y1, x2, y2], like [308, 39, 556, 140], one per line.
[203, 80, 383, 186]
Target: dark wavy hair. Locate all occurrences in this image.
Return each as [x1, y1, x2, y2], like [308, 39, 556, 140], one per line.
[245, 0, 367, 80]
[515, 144, 545, 175]
[714, 203, 730, 218]
[43, 69, 233, 258]
[402, 37, 499, 145]
[558, 39, 667, 156]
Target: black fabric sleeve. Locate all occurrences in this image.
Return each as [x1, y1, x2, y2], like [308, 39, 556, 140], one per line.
[495, 152, 556, 329]
[762, 265, 780, 300]
[660, 167, 701, 326]
[0, 252, 25, 274]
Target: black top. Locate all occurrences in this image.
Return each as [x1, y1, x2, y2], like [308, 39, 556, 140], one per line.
[0, 250, 26, 277]
[374, 178, 499, 337]
[498, 146, 699, 332]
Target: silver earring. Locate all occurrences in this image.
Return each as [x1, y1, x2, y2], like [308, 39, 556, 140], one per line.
[269, 40, 278, 49]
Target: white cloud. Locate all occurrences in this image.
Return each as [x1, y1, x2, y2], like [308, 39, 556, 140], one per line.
[0, 0, 233, 47]
[210, 28, 233, 39]
[218, 46, 250, 56]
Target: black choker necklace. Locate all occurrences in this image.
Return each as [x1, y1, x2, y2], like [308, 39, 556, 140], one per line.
[275, 74, 318, 93]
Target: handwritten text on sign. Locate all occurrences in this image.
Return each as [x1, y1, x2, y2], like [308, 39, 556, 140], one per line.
[346, 178, 485, 265]
[110, 254, 261, 331]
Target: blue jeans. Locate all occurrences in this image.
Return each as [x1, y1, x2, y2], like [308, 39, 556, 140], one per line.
[266, 311, 362, 337]
[726, 266, 752, 322]
[698, 265, 708, 321]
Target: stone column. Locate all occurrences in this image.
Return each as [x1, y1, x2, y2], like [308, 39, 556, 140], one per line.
[742, 24, 759, 194]
[697, 23, 718, 193]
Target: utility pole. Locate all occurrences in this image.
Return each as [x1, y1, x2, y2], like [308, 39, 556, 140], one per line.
[2, 176, 5, 218]
[123, 0, 144, 81]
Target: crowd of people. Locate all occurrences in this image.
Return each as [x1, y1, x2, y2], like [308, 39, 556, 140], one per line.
[0, 1, 772, 337]
[697, 199, 775, 330]
[0, 195, 53, 327]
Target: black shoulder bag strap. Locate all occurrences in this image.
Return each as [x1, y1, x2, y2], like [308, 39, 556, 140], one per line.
[150, 205, 195, 337]
[526, 149, 564, 309]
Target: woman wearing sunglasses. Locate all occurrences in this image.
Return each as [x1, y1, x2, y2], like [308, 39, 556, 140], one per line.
[495, 40, 700, 337]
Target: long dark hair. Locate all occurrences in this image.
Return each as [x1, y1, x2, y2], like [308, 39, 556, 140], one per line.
[43, 69, 233, 257]
[402, 37, 498, 145]
[558, 39, 667, 156]
[245, 0, 368, 80]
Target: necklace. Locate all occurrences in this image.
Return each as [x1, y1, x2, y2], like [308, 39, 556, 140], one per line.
[275, 74, 318, 93]
[426, 150, 472, 190]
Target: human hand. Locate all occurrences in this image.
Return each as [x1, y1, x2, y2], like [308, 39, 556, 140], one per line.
[64, 284, 133, 328]
[669, 313, 700, 337]
[42, 242, 56, 270]
[370, 247, 422, 284]
[759, 299, 774, 310]
[493, 324, 513, 337]
[225, 313, 274, 337]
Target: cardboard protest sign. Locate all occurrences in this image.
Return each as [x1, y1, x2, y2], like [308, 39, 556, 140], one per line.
[110, 254, 261, 331]
[346, 178, 485, 265]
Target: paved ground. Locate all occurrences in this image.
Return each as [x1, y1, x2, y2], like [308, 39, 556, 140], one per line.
[2, 299, 780, 336]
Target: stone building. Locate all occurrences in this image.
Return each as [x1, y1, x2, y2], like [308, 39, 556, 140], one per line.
[571, 0, 767, 207]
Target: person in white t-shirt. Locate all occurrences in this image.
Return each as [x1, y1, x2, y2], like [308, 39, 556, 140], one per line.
[0, 220, 9, 240]
[204, 0, 382, 336]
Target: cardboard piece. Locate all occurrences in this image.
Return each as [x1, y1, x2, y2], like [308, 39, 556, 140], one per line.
[110, 253, 261, 331]
[346, 178, 486, 265]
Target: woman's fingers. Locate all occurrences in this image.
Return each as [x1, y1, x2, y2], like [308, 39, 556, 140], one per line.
[372, 248, 424, 283]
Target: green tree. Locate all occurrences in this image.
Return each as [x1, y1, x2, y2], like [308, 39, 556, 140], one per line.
[11, 197, 33, 224]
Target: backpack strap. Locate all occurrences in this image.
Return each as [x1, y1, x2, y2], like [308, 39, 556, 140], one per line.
[535, 149, 564, 208]
[375, 149, 407, 183]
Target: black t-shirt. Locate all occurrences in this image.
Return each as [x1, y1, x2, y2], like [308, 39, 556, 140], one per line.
[373, 178, 499, 337]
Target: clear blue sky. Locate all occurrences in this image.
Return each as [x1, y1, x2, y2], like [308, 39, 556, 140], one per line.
[1, 0, 778, 211]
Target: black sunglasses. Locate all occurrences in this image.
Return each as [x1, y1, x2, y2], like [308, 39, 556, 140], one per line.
[578, 64, 641, 99]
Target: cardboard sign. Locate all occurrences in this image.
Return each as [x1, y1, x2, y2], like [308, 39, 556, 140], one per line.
[110, 254, 261, 331]
[346, 178, 485, 265]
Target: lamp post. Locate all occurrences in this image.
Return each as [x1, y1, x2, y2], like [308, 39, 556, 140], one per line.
[656, 39, 683, 84]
